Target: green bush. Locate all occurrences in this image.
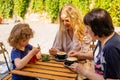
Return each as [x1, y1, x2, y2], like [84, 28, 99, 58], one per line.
[59, 0, 72, 9]
[94, 0, 112, 10]
[45, 0, 59, 23]
[73, 0, 90, 15]
[29, 0, 44, 13]
[0, 1, 4, 17]
[0, 0, 120, 26]
[0, 0, 13, 18]
[14, 0, 29, 19]
[93, 0, 120, 26]
[109, 0, 120, 26]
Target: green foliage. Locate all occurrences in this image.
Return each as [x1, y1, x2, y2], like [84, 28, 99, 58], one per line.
[109, 0, 120, 26]
[14, 0, 29, 18]
[0, 0, 14, 18]
[59, 0, 72, 9]
[94, 0, 112, 10]
[30, 0, 44, 13]
[0, 0, 4, 17]
[45, 0, 59, 23]
[0, 0, 120, 26]
[4, 0, 14, 18]
[93, 0, 120, 26]
[72, 0, 90, 15]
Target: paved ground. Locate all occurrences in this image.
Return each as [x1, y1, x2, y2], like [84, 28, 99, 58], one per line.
[0, 21, 59, 53]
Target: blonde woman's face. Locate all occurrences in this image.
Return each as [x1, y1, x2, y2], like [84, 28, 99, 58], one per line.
[61, 11, 71, 29]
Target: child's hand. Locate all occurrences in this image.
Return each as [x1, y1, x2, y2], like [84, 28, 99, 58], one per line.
[36, 44, 41, 59]
[30, 47, 40, 55]
[36, 52, 42, 59]
[29, 47, 40, 63]
[37, 44, 40, 49]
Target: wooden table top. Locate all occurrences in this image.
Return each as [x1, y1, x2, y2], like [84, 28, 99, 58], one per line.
[11, 55, 77, 80]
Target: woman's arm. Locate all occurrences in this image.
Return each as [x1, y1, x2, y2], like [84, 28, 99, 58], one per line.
[69, 63, 104, 80]
[68, 50, 94, 60]
[78, 50, 94, 60]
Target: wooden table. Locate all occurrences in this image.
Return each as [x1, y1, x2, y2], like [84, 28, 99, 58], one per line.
[11, 55, 77, 80]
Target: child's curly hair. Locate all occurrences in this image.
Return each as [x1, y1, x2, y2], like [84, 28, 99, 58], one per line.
[8, 23, 34, 48]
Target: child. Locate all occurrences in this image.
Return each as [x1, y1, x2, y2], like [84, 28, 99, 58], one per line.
[8, 23, 41, 80]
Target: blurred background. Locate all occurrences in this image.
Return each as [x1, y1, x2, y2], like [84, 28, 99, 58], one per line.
[0, 0, 120, 26]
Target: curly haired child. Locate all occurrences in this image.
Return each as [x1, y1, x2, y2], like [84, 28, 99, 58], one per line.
[8, 23, 41, 80]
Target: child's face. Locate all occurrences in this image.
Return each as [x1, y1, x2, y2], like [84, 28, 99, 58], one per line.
[19, 39, 30, 47]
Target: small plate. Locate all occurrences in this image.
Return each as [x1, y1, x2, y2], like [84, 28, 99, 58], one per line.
[54, 55, 67, 62]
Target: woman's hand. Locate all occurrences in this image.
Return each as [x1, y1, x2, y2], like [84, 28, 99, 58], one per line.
[69, 63, 105, 80]
[49, 48, 57, 56]
[67, 50, 79, 58]
[68, 63, 84, 73]
[68, 50, 94, 60]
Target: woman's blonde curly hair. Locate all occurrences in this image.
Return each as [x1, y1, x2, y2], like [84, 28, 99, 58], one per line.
[59, 4, 85, 41]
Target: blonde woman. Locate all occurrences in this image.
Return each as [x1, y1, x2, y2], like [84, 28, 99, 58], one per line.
[49, 4, 92, 80]
[49, 4, 91, 55]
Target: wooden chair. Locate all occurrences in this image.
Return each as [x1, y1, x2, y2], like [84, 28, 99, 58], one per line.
[1, 74, 12, 80]
[0, 42, 12, 80]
